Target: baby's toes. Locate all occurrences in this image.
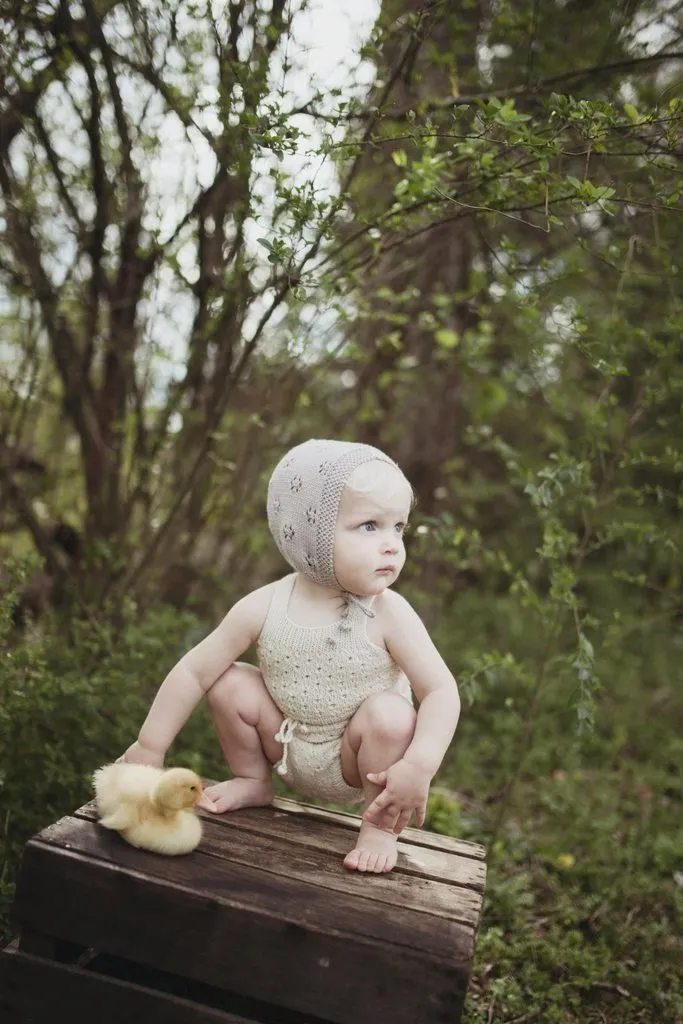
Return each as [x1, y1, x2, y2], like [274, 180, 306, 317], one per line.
[366, 852, 380, 873]
[357, 849, 373, 872]
[344, 848, 360, 871]
[375, 853, 391, 873]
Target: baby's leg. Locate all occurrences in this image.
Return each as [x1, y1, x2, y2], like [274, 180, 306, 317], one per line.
[204, 662, 284, 813]
[340, 692, 416, 873]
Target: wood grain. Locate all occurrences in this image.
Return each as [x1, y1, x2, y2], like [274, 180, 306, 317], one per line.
[74, 804, 483, 927]
[270, 796, 487, 860]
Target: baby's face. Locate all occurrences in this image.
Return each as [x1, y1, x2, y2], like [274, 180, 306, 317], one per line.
[333, 462, 412, 597]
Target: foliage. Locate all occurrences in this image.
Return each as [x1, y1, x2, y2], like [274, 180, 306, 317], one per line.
[0, 559, 221, 945]
[434, 610, 683, 1024]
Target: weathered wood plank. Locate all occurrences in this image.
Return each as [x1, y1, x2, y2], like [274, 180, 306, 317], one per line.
[214, 806, 484, 891]
[78, 792, 486, 860]
[81, 951, 336, 1023]
[13, 819, 471, 1024]
[238, 809, 485, 888]
[73, 805, 483, 927]
[77, 794, 487, 885]
[0, 944, 257, 1023]
[271, 796, 487, 860]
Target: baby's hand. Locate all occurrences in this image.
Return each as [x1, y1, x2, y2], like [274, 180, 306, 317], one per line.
[363, 757, 432, 835]
[117, 740, 165, 768]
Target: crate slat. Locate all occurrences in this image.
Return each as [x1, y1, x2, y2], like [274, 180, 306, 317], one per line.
[0, 944, 257, 1024]
[271, 796, 487, 860]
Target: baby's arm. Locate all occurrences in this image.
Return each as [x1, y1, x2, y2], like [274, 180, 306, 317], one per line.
[364, 590, 461, 831]
[122, 584, 273, 766]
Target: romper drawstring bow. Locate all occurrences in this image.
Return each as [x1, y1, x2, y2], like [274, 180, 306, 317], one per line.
[274, 717, 309, 776]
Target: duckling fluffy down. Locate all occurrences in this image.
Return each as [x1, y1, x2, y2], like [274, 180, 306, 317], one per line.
[93, 763, 203, 855]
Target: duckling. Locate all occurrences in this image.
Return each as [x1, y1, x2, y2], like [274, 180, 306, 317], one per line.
[93, 763, 204, 855]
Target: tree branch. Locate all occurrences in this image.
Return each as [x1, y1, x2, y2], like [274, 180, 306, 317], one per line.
[32, 113, 87, 240]
[0, 0, 122, 151]
[110, 50, 217, 149]
[385, 51, 683, 119]
[70, 41, 110, 374]
[290, 51, 683, 123]
[0, 160, 102, 472]
[0, 468, 63, 578]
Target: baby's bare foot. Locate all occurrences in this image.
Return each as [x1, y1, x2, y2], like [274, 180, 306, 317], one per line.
[343, 821, 398, 873]
[202, 777, 273, 814]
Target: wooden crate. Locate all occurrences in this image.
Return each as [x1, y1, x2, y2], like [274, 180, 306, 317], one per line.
[1, 794, 486, 1023]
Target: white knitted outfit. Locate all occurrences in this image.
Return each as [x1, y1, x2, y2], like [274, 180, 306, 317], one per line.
[262, 438, 412, 803]
[257, 574, 412, 803]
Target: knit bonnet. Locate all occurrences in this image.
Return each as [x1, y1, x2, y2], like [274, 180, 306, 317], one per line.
[267, 438, 399, 588]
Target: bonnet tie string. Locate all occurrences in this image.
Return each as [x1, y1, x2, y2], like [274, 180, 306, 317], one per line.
[326, 592, 376, 645]
[342, 592, 376, 618]
[339, 591, 375, 632]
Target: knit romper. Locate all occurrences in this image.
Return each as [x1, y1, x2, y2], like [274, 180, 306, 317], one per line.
[257, 573, 413, 804]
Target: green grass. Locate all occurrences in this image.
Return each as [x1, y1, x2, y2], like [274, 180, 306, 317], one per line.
[427, 647, 683, 1023]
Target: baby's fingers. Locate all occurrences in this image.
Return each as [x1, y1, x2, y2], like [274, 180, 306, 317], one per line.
[198, 791, 220, 812]
[362, 799, 387, 824]
[393, 809, 412, 835]
[363, 797, 397, 827]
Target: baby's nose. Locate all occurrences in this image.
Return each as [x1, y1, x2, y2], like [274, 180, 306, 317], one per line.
[381, 534, 399, 553]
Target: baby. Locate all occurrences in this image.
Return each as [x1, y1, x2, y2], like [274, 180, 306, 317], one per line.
[120, 439, 461, 873]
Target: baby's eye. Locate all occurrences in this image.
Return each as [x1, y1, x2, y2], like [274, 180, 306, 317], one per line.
[395, 522, 407, 534]
[360, 521, 376, 532]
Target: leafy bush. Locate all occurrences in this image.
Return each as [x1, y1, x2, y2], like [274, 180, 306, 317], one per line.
[0, 562, 224, 945]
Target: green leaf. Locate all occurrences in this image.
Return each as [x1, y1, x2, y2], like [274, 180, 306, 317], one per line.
[391, 149, 408, 167]
[435, 328, 459, 348]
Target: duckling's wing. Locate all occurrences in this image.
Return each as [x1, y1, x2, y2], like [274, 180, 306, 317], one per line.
[99, 805, 136, 831]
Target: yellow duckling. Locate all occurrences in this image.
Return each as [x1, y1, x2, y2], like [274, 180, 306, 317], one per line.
[93, 763, 203, 855]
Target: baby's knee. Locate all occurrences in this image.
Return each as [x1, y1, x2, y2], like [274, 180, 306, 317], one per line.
[362, 692, 416, 745]
[207, 662, 263, 715]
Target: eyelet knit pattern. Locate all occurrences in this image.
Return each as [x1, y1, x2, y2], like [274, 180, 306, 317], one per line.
[257, 574, 412, 803]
